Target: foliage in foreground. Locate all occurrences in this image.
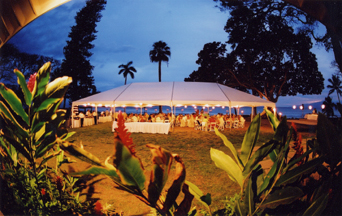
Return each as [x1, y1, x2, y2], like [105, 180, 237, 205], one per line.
[59, 111, 212, 215]
[0, 62, 97, 215]
[211, 110, 341, 215]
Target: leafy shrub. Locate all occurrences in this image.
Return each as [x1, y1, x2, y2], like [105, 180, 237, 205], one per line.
[211, 110, 341, 215]
[0, 62, 97, 215]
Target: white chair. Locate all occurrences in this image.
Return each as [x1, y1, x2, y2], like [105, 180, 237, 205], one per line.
[209, 122, 216, 131]
[194, 120, 201, 130]
[201, 121, 208, 131]
[233, 120, 239, 128]
[238, 119, 245, 128]
[218, 122, 225, 131]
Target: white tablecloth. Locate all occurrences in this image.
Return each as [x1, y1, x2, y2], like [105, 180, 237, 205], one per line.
[112, 122, 170, 134]
[73, 118, 94, 128]
[304, 114, 318, 120]
[99, 116, 112, 123]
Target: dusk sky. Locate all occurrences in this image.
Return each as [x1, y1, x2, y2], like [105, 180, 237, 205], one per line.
[8, 0, 337, 107]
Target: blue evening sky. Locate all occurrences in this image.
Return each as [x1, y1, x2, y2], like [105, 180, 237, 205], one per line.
[8, 0, 337, 107]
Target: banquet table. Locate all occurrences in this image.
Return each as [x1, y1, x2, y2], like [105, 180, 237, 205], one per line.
[99, 116, 112, 123]
[304, 114, 318, 120]
[112, 122, 171, 134]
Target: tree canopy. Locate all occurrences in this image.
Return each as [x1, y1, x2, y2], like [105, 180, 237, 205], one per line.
[186, 0, 324, 103]
[60, 0, 106, 103]
[149, 41, 171, 82]
[118, 61, 137, 85]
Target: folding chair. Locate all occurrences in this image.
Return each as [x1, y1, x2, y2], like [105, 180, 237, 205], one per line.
[209, 122, 216, 131]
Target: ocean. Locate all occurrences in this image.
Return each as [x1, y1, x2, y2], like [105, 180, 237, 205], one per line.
[101, 105, 340, 119]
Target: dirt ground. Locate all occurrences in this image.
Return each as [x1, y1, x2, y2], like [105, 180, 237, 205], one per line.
[64, 118, 316, 215]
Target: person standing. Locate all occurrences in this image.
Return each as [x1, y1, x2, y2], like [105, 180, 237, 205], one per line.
[79, 112, 85, 127]
[93, 111, 97, 125]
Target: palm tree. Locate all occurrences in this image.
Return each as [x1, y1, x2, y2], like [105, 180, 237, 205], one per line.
[327, 74, 342, 103]
[323, 96, 335, 117]
[149, 41, 170, 113]
[149, 41, 171, 82]
[118, 61, 137, 85]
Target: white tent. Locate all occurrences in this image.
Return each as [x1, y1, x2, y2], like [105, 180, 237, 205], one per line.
[71, 82, 275, 127]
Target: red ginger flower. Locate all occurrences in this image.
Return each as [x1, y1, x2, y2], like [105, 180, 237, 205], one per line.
[94, 201, 103, 215]
[27, 72, 37, 92]
[116, 111, 136, 155]
[41, 188, 46, 196]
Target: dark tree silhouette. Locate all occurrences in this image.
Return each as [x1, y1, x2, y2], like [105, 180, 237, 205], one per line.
[61, 0, 106, 105]
[188, 1, 324, 103]
[327, 74, 342, 103]
[149, 41, 171, 82]
[323, 96, 335, 117]
[118, 61, 137, 85]
[149, 41, 171, 113]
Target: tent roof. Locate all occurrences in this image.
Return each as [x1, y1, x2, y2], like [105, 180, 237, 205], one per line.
[72, 82, 275, 108]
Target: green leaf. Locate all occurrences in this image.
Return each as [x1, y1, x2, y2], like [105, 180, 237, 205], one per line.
[163, 154, 186, 212]
[0, 101, 29, 141]
[0, 133, 31, 162]
[273, 117, 289, 142]
[244, 177, 255, 215]
[113, 139, 145, 191]
[265, 109, 279, 131]
[72, 166, 119, 178]
[44, 76, 72, 99]
[234, 198, 247, 216]
[186, 180, 211, 212]
[39, 150, 62, 167]
[303, 192, 329, 216]
[0, 84, 29, 125]
[215, 127, 244, 169]
[260, 186, 304, 209]
[258, 158, 281, 196]
[59, 140, 103, 167]
[32, 62, 51, 98]
[243, 140, 277, 177]
[276, 157, 324, 187]
[14, 68, 32, 105]
[240, 114, 261, 166]
[210, 148, 243, 188]
[146, 144, 173, 206]
[61, 132, 76, 141]
[35, 98, 61, 112]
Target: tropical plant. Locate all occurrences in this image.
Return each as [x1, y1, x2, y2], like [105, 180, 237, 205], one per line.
[322, 95, 335, 117]
[149, 40, 170, 113]
[118, 61, 137, 85]
[0, 62, 97, 215]
[327, 74, 342, 103]
[59, 111, 211, 215]
[210, 109, 341, 215]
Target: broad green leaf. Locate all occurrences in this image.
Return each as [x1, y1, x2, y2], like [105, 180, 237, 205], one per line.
[210, 148, 243, 188]
[113, 139, 145, 191]
[186, 180, 211, 212]
[61, 132, 76, 141]
[35, 98, 61, 112]
[32, 62, 51, 98]
[146, 144, 173, 206]
[35, 135, 56, 158]
[243, 140, 277, 177]
[303, 192, 329, 216]
[276, 157, 324, 187]
[0, 102, 28, 140]
[258, 157, 281, 196]
[59, 140, 103, 167]
[0, 133, 31, 162]
[44, 76, 72, 99]
[269, 150, 278, 162]
[285, 149, 314, 172]
[240, 114, 261, 166]
[14, 68, 32, 105]
[72, 166, 119, 178]
[273, 117, 289, 142]
[39, 150, 62, 167]
[0, 84, 29, 125]
[244, 177, 255, 215]
[162, 154, 186, 212]
[215, 127, 244, 169]
[174, 184, 195, 215]
[260, 186, 304, 209]
[265, 109, 279, 131]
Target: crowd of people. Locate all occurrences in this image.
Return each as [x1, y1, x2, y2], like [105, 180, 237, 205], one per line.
[74, 108, 246, 130]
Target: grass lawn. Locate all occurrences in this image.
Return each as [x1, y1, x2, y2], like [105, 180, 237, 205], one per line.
[64, 119, 315, 215]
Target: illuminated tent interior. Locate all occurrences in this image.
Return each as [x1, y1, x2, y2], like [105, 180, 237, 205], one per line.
[71, 82, 275, 126]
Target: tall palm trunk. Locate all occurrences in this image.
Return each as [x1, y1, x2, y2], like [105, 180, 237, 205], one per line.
[158, 60, 162, 113]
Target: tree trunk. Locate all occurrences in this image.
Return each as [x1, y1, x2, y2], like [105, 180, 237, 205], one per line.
[159, 60, 162, 113]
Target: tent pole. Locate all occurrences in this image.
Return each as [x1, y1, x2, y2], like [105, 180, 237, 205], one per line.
[251, 106, 254, 122]
[71, 102, 74, 128]
[229, 102, 232, 130]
